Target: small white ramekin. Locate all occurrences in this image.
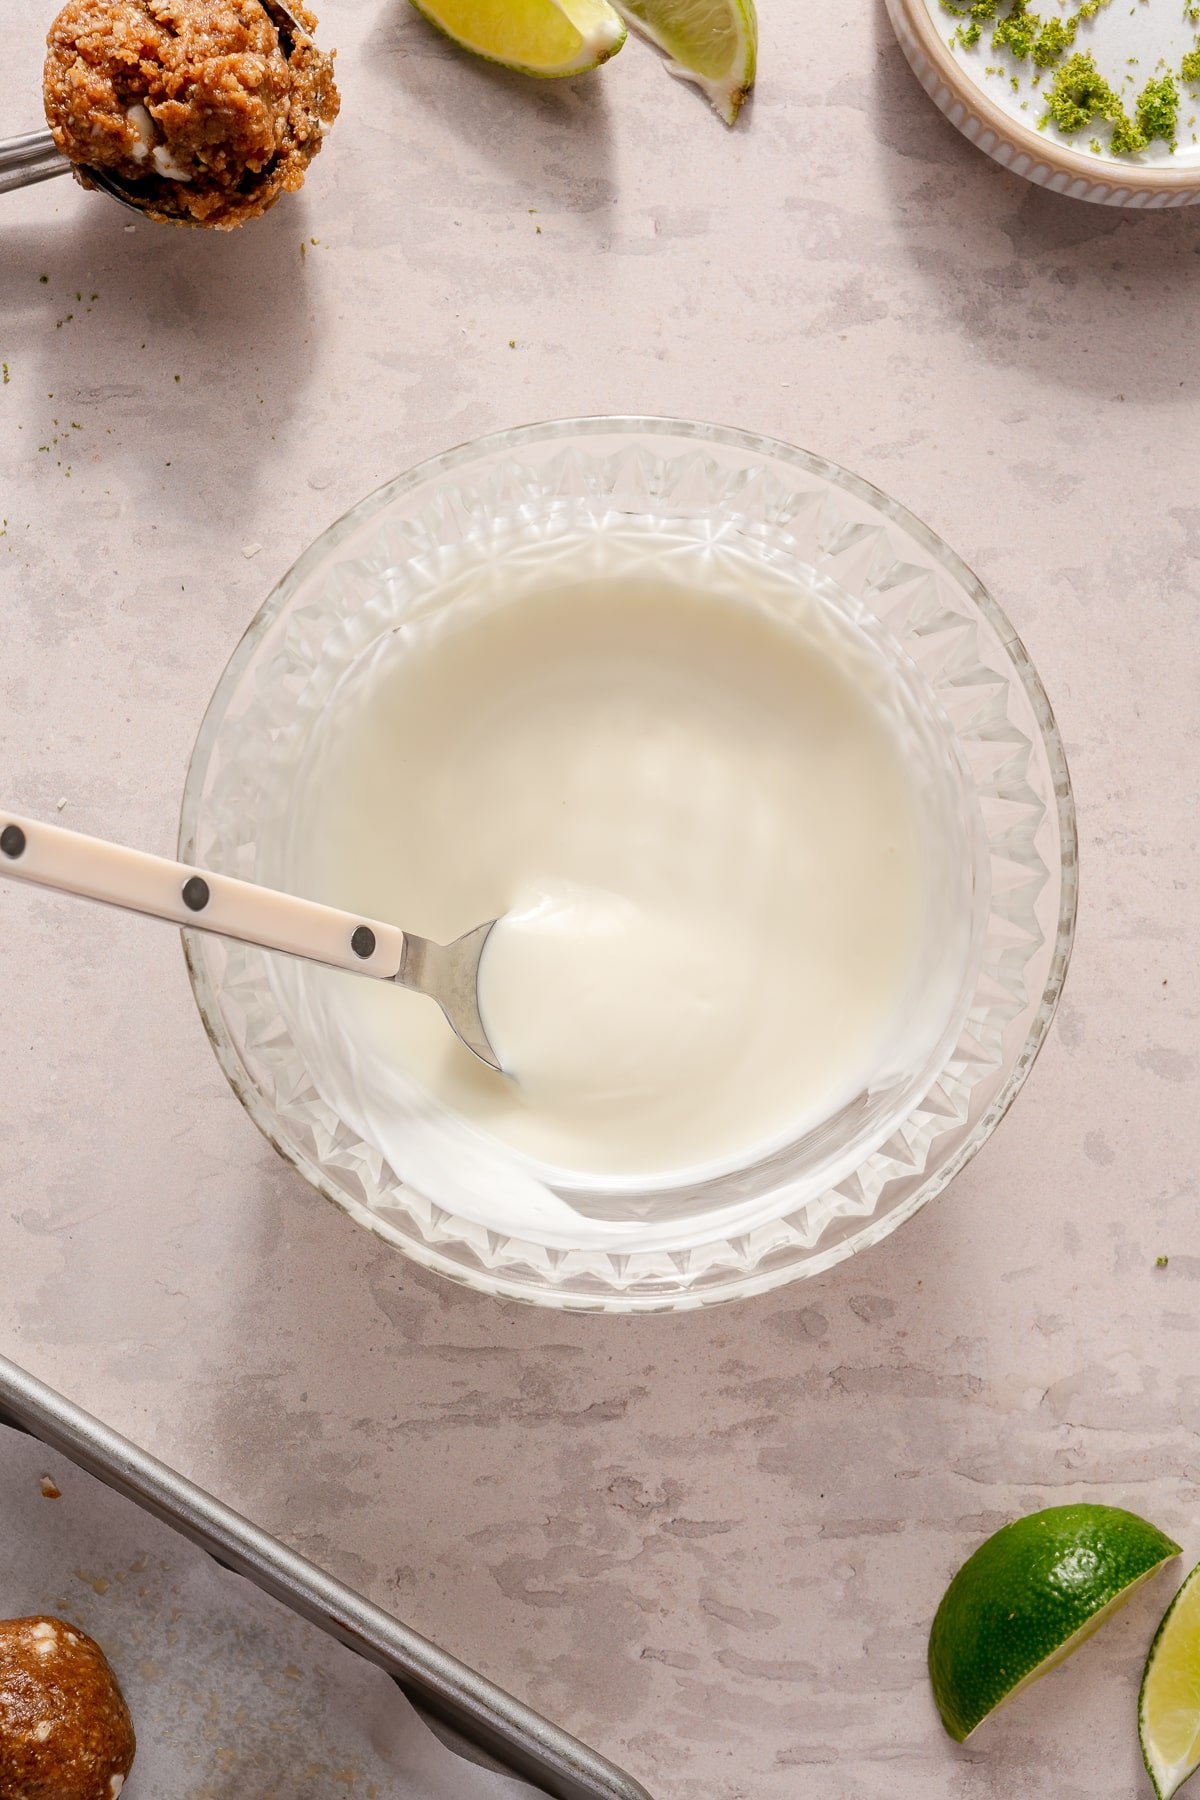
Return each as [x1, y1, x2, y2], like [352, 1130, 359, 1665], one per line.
[886, 0, 1200, 207]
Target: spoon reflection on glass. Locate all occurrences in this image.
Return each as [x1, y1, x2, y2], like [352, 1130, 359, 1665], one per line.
[0, 812, 502, 1074]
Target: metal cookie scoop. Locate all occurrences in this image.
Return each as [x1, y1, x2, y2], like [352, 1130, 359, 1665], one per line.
[0, 128, 211, 220]
[0, 0, 308, 219]
[0, 812, 502, 1073]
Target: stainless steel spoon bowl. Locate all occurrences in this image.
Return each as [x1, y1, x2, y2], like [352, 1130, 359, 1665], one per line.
[0, 130, 192, 218]
[0, 811, 503, 1073]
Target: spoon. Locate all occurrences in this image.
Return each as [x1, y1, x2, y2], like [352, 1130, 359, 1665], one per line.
[0, 0, 307, 219]
[0, 812, 502, 1073]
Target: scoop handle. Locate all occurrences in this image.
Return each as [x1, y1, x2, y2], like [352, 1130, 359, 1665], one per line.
[0, 130, 72, 195]
[0, 811, 405, 979]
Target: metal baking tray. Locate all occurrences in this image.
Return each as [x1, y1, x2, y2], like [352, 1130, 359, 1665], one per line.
[0, 1351, 652, 1800]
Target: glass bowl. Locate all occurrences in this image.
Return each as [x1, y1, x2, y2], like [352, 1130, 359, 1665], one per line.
[179, 419, 1077, 1312]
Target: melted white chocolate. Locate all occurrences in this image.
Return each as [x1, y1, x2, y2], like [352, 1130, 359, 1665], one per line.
[289, 560, 932, 1192]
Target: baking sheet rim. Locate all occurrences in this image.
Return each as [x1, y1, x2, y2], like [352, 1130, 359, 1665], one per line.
[0, 1350, 652, 1800]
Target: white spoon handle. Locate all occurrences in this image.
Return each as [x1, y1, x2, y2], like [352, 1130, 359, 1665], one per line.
[0, 811, 405, 979]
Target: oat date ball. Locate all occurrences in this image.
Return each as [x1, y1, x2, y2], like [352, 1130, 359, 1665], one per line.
[0, 1616, 135, 1800]
[43, 0, 339, 228]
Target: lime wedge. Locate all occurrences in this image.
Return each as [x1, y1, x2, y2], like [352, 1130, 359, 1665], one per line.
[929, 1504, 1181, 1744]
[1141, 1561, 1200, 1800]
[410, 0, 626, 77]
[613, 0, 756, 123]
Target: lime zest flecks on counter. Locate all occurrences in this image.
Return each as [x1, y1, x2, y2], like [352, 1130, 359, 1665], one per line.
[940, 0, 1198, 155]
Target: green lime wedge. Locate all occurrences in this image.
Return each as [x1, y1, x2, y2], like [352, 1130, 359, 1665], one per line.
[929, 1504, 1181, 1743]
[1141, 1560, 1200, 1800]
[612, 0, 756, 123]
[409, 0, 625, 78]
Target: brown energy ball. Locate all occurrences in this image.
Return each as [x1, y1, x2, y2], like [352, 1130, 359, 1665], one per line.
[43, 0, 339, 228]
[0, 1616, 136, 1800]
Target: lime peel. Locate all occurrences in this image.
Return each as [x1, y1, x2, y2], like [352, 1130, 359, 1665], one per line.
[1141, 1560, 1200, 1800]
[408, 0, 626, 78]
[990, 1564, 1166, 1718]
[928, 1504, 1181, 1744]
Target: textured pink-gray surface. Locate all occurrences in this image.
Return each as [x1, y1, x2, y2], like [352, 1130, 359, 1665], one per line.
[2, 3, 1199, 1797]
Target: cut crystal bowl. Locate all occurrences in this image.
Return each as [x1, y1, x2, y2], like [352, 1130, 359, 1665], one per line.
[179, 419, 1077, 1312]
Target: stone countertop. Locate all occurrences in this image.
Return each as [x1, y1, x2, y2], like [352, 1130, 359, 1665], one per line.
[2, 3, 1200, 1797]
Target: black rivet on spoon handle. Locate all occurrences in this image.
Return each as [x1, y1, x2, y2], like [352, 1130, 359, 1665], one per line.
[351, 925, 376, 959]
[181, 875, 210, 912]
[0, 824, 26, 858]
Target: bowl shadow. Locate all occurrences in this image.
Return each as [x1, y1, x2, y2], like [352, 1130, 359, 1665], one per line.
[869, 0, 1200, 403]
[361, 0, 618, 219]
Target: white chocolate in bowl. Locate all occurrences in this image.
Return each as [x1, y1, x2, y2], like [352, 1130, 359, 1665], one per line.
[275, 534, 978, 1246]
